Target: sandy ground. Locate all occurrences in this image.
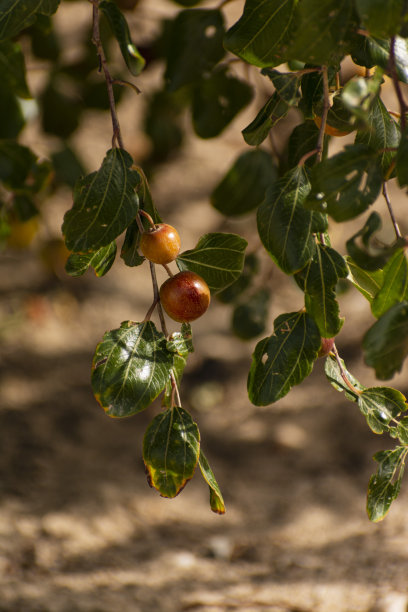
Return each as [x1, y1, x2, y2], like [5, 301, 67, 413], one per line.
[1, 1, 408, 611]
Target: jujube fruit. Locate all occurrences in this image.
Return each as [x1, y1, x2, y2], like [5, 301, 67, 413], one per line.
[140, 223, 181, 265]
[159, 270, 210, 322]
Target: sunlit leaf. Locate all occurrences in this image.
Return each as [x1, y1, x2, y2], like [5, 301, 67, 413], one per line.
[65, 241, 117, 277]
[198, 450, 225, 514]
[371, 250, 408, 319]
[324, 355, 364, 403]
[346, 256, 383, 302]
[367, 446, 407, 522]
[359, 387, 407, 434]
[351, 35, 408, 84]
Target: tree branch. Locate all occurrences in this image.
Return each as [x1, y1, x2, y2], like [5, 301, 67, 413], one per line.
[382, 182, 402, 240]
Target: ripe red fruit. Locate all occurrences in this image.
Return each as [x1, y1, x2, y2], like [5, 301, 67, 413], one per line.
[140, 223, 181, 265]
[318, 337, 335, 358]
[159, 271, 210, 323]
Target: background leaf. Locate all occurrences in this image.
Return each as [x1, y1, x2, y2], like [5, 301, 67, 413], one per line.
[0, 0, 60, 41]
[232, 288, 270, 340]
[355, 0, 407, 39]
[0, 41, 31, 98]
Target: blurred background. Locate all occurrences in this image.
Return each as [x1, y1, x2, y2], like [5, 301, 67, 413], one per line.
[1, 1, 408, 610]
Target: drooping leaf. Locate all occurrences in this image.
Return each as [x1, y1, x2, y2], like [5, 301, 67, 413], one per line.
[358, 387, 407, 434]
[313, 91, 355, 134]
[367, 446, 407, 522]
[363, 302, 408, 379]
[120, 220, 145, 267]
[261, 68, 301, 105]
[192, 68, 253, 138]
[65, 241, 117, 277]
[224, 0, 297, 68]
[165, 9, 225, 91]
[371, 250, 408, 319]
[396, 128, 408, 188]
[0, 0, 60, 41]
[351, 35, 408, 84]
[307, 144, 382, 221]
[62, 148, 139, 252]
[248, 311, 321, 406]
[0, 41, 30, 98]
[198, 450, 225, 514]
[143, 406, 200, 498]
[51, 146, 86, 188]
[211, 149, 277, 216]
[232, 288, 270, 340]
[242, 92, 290, 146]
[346, 256, 383, 302]
[217, 252, 259, 304]
[287, 120, 320, 168]
[355, 0, 408, 39]
[324, 355, 364, 403]
[397, 416, 408, 444]
[100, 0, 145, 75]
[176, 232, 247, 293]
[257, 166, 315, 274]
[92, 321, 174, 417]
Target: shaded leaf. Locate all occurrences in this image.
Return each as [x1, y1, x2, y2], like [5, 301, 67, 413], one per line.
[371, 250, 408, 319]
[40, 80, 82, 138]
[217, 252, 259, 304]
[287, 120, 320, 168]
[143, 407, 200, 498]
[397, 416, 408, 444]
[51, 146, 86, 189]
[345, 212, 398, 271]
[62, 148, 139, 252]
[351, 35, 408, 84]
[120, 220, 145, 267]
[261, 68, 301, 105]
[211, 149, 277, 217]
[324, 355, 364, 403]
[396, 128, 408, 188]
[177, 232, 247, 293]
[355, 0, 408, 39]
[0, 141, 37, 190]
[341, 68, 384, 126]
[248, 311, 321, 406]
[0, 41, 30, 98]
[300, 66, 337, 119]
[0, 0, 60, 41]
[367, 446, 407, 522]
[346, 256, 383, 302]
[65, 241, 117, 278]
[242, 92, 290, 146]
[92, 321, 174, 417]
[232, 288, 270, 340]
[100, 0, 145, 75]
[198, 450, 225, 514]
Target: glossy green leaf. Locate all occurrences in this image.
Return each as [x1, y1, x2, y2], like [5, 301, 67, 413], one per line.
[232, 288, 270, 340]
[92, 321, 174, 417]
[217, 252, 259, 304]
[65, 241, 117, 278]
[257, 166, 315, 274]
[198, 450, 225, 514]
[211, 149, 277, 217]
[192, 68, 253, 139]
[261, 68, 301, 105]
[165, 9, 225, 91]
[242, 92, 290, 146]
[62, 148, 139, 252]
[287, 120, 320, 168]
[0, 141, 36, 190]
[295, 244, 348, 337]
[397, 417, 408, 444]
[367, 446, 407, 522]
[248, 311, 321, 406]
[120, 220, 145, 268]
[358, 387, 407, 434]
[0, 41, 30, 98]
[396, 129, 408, 188]
[324, 355, 364, 403]
[351, 35, 408, 84]
[355, 0, 407, 39]
[307, 144, 382, 222]
[100, 1, 145, 75]
[346, 256, 383, 302]
[355, 96, 400, 177]
[143, 407, 200, 498]
[0, 0, 60, 41]
[177, 232, 247, 293]
[371, 250, 408, 319]
[363, 302, 408, 379]
[224, 0, 298, 68]
[166, 323, 194, 356]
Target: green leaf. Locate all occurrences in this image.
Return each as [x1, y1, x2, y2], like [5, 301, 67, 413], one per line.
[217, 252, 259, 304]
[355, 96, 400, 177]
[92, 321, 174, 417]
[224, 0, 298, 68]
[324, 355, 364, 403]
[0, 141, 37, 190]
[192, 68, 253, 139]
[341, 68, 384, 126]
[144, 89, 186, 162]
[367, 446, 407, 522]
[396, 129, 408, 188]
[346, 256, 383, 302]
[211, 149, 277, 217]
[0, 88, 25, 138]
[287, 120, 320, 168]
[99, 1, 145, 76]
[198, 450, 225, 514]
[248, 311, 321, 406]
[0, 41, 30, 98]
[0, 0, 60, 41]
[232, 288, 270, 340]
[299, 66, 338, 119]
[371, 250, 408, 319]
[62, 148, 139, 252]
[286, 0, 357, 66]
[120, 220, 145, 267]
[363, 302, 408, 379]
[65, 241, 117, 278]
[40, 80, 82, 139]
[351, 35, 408, 84]
[163, 355, 187, 409]
[166, 323, 194, 356]
[165, 9, 225, 91]
[345, 212, 397, 271]
[295, 244, 348, 337]
[358, 387, 407, 434]
[307, 144, 382, 222]
[257, 166, 315, 275]
[242, 92, 290, 146]
[176, 232, 247, 293]
[261, 68, 301, 105]
[51, 146, 86, 189]
[355, 0, 407, 39]
[397, 416, 408, 444]
[143, 406, 200, 498]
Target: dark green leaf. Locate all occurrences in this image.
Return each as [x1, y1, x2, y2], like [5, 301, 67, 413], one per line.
[359, 386, 407, 434]
[287, 120, 320, 168]
[13, 195, 38, 221]
[92, 321, 174, 417]
[0, 0, 60, 41]
[211, 149, 277, 217]
[261, 68, 301, 105]
[367, 446, 407, 522]
[345, 212, 396, 271]
[371, 250, 408, 318]
[0, 41, 30, 98]
[396, 129, 408, 188]
[351, 35, 408, 84]
[257, 166, 315, 274]
[120, 220, 145, 267]
[248, 311, 321, 405]
[165, 9, 225, 91]
[40, 81, 82, 138]
[65, 241, 117, 278]
[307, 144, 382, 221]
[62, 148, 139, 252]
[176, 232, 247, 293]
[192, 68, 253, 139]
[346, 256, 384, 302]
[29, 14, 60, 60]
[242, 92, 290, 146]
[397, 416, 408, 444]
[300, 66, 337, 119]
[217, 252, 259, 304]
[0, 141, 36, 190]
[144, 89, 186, 162]
[198, 450, 225, 514]
[363, 302, 408, 379]
[100, 0, 145, 76]
[355, 0, 407, 39]
[324, 355, 364, 402]
[313, 91, 355, 134]
[143, 407, 200, 498]
[224, 0, 298, 68]
[0, 88, 25, 138]
[232, 288, 270, 340]
[51, 146, 86, 189]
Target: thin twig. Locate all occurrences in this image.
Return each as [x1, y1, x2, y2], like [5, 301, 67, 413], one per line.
[389, 36, 408, 133]
[316, 66, 330, 164]
[298, 148, 319, 167]
[162, 263, 174, 277]
[143, 296, 159, 322]
[139, 209, 155, 228]
[149, 261, 168, 336]
[112, 78, 142, 95]
[382, 182, 402, 239]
